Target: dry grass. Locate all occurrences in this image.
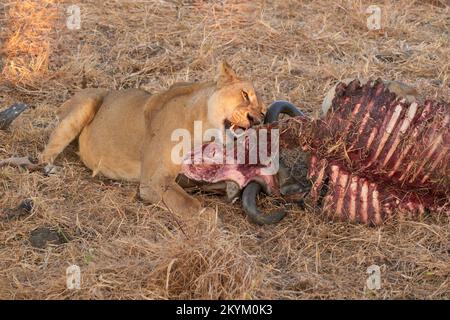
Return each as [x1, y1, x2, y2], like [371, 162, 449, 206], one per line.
[0, 0, 449, 299]
[1, 0, 58, 87]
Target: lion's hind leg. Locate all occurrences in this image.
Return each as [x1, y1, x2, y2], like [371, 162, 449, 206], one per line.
[40, 89, 109, 164]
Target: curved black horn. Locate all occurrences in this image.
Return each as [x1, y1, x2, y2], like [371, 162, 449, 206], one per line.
[264, 100, 305, 124]
[242, 181, 287, 225]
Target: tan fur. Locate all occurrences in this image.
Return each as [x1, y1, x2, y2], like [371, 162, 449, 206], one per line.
[41, 62, 266, 217]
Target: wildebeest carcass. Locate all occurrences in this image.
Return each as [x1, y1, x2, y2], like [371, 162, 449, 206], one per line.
[181, 79, 449, 226]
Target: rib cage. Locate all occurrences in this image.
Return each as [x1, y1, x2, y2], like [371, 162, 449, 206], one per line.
[312, 79, 449, 192]
[305, 79, 449, 224]
[307, 157, 446, 225]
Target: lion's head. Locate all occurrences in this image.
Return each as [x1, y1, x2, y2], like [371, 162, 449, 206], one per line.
[207, 61, 266, 138]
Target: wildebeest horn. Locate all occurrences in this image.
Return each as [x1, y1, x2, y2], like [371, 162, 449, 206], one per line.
[264, 100, 305, 124]
[242, 181, 286, 225]
[0, 103, 29, 130]
[240, 100, 305, 225]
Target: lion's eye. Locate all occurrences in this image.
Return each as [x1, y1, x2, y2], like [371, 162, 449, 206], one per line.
[242, 90, 250, 101]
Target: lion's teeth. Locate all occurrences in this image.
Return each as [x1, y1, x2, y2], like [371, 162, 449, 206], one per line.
[230, 124, 246, 138]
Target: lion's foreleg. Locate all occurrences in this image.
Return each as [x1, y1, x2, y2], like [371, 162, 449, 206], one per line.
[139, 176, 202, 215]
[139, 137, 202, 217]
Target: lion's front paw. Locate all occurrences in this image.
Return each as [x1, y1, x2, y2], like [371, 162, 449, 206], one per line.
[44, 164, 62, 176]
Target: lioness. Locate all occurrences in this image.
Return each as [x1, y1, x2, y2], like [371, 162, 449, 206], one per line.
[40, 62, 266, 216]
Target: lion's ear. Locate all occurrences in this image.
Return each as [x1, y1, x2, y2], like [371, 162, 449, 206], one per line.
[216, 61, 237, 86]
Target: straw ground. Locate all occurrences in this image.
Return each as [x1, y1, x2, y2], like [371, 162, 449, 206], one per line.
[0, 0, 449, 299]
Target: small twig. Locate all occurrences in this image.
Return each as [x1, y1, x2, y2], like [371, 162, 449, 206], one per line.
[161, 198, 190, 240]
